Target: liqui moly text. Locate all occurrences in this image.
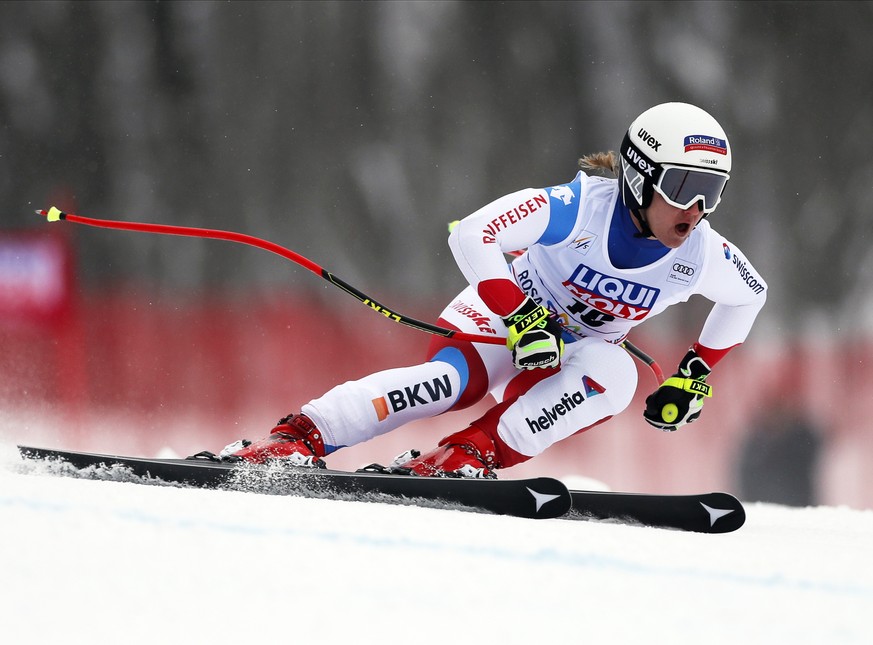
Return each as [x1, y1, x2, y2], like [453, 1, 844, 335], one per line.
[563, 264, 660, 321]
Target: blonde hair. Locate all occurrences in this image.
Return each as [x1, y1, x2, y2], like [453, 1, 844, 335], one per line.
[578, 151, 619, 177]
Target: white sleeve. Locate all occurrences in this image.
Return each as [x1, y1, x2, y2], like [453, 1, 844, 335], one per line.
[695, 232, 768, 349]
[448, 187, 552, 293]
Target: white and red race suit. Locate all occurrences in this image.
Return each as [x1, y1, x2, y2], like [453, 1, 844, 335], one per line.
[301, 170, 767, 466]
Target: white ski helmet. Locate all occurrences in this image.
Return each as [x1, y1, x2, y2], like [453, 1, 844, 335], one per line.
[619, 102, 731, 216]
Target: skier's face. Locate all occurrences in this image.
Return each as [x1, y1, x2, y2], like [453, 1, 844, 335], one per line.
[640, 193, 705, 248]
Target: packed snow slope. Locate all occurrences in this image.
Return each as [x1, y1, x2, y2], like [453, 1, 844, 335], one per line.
[2, 441, 871, 645]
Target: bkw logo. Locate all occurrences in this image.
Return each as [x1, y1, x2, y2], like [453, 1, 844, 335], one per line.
[372, 375, 453, 421]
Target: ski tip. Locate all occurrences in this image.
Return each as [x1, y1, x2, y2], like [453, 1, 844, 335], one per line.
[700, 493, 746, 533]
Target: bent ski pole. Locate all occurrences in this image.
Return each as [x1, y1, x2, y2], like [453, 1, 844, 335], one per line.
[37, 206, 662, 382]
[37, 206, 503, 345]
[620, 341, 664, 384]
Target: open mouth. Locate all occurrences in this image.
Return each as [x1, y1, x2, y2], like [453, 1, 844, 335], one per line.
[675, 222, 691, 235]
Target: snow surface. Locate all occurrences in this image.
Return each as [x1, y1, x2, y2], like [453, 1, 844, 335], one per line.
[2, 441, 872, 645]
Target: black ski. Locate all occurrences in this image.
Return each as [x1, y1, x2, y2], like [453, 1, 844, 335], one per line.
[568, 489, 745, 533]
[17, 445, 745, 531]
[17, 446, 571, 520]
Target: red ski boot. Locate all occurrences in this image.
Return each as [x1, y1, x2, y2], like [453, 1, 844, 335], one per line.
[391, 426, 499, 478]
[222, 414, 327, 467]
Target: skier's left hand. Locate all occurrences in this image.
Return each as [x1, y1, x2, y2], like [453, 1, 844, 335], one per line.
[643, 348, 713, 431]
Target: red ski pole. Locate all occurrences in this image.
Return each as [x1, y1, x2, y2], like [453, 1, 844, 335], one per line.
[38, 207, 663, 381]
[37, 206, 504, 345]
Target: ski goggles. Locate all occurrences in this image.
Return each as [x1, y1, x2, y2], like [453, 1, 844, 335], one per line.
[654, 165, 729, 214]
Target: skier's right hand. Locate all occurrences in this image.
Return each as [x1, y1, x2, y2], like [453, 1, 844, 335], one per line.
[502, 296, 564, 370]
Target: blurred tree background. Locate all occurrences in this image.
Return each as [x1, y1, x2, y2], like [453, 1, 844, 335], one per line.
[1, 0, 871, 339]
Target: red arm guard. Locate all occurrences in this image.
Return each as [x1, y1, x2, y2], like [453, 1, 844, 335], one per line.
[692, 342, 738, 369]
[477, 278, 527, 317]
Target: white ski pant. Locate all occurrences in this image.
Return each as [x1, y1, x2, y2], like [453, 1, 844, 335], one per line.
[302, 286, 638, 460]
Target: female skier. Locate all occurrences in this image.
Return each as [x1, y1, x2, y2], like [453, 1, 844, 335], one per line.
[218, 102, 767, 478]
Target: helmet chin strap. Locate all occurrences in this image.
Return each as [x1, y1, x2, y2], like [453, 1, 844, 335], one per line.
[631, 208, 655, 239]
